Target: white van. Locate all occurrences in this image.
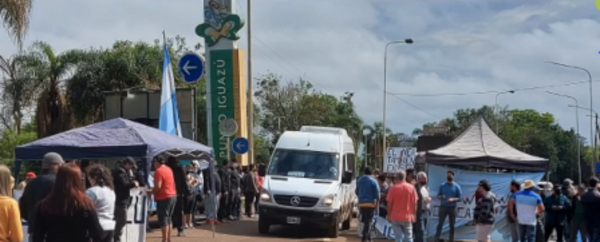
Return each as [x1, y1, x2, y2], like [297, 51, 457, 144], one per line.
[257, 126, 357, 238]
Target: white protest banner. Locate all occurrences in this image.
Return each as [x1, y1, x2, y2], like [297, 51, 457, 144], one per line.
[122, 187, 148, 242]
[425, 165, 544, 241]
[384, 147, 416, 173]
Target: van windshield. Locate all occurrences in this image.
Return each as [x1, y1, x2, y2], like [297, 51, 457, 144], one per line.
[267, 149, 340, 181]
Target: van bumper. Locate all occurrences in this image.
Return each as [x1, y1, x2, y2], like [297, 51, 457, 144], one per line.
[259, 204, 339, 228]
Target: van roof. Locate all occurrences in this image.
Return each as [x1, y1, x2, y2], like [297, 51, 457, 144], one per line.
[276, 130, 354, 154]
[300, 126, 349, 136]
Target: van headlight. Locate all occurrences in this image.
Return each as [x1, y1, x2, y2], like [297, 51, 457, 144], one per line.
[319, 194, 335, 207]
[260, 188, 272, 203]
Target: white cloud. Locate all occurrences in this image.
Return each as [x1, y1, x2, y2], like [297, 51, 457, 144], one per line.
[1, 0, 600, 143]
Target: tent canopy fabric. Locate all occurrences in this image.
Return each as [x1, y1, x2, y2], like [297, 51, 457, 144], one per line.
[426, 116, 549, 172]
[15, 118, 212, 161]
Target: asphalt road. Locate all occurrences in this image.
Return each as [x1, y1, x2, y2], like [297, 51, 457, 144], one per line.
[146, 216, 379, 242]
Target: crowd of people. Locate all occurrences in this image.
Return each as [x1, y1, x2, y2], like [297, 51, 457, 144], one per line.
[0, 151, 264, 242]
[355, 166, 600, 242]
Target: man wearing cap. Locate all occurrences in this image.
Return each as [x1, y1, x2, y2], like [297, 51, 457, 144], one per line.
[16, 172, 36, 190]
[19, 152, 64, 240]
[112, 157, 139, 242]
[508, 180, 545, 242]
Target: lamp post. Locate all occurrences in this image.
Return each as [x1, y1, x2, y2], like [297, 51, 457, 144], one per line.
[548, 91, 581, 184]
[383, 38, 413, 166]
[569, 105, 598, 177]
[547, 61, 594, 175]
[494, 90, 515, 133]
[362, 128, 372, 173]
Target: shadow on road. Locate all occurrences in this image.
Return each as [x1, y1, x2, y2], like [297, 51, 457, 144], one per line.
[197, 219, 341, 239]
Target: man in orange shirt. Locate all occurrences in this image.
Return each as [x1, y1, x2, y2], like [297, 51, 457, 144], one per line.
[387, 170, 418, 242]
[151, 156, 177, 242]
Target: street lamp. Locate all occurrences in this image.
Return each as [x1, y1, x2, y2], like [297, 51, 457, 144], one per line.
[383, 38, 413, 164]
[494, 90, 515, 133]
[547, 61, 594, 175]
[547, 91, 581, 184]
[569, 105, 598, 177]
[362, 128, 372, 172]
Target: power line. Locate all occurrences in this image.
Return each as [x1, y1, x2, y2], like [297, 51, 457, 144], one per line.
[389, 95, 443, 119]
[386, 79, 600, 97]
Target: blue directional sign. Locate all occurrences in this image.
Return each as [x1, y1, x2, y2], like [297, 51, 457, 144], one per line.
[177, 52, 205, 83]
[232, 137, 249, 154]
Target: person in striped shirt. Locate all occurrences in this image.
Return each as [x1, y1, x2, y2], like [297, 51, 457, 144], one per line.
[508, 180, 545, 242]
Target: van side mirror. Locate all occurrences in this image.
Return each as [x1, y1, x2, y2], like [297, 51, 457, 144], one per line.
[258, 164, 266, 177]
[342, 171, 353, 184]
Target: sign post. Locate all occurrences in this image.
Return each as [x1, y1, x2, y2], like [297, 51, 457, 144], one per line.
[232, 137, 249, 155]
[219, 119, 238, 162]
[177, 52, 205, 83]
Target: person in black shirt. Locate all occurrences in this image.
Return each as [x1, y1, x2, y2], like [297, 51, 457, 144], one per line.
[33, 163, 103, 242]
[166, 156, 191, 237]
[218, 163, 232, 222]
[582, 176, 600, 242]
[112, 157, 139, 242]
[229, 159, 242, 220]
[19, 152, 64, 239]
[203, 167, 222, 224]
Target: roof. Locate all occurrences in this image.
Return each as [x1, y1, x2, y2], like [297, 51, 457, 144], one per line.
[426, 116, 549, 171]
[276, 131, 353, 154]
[15, 118, 212, 160]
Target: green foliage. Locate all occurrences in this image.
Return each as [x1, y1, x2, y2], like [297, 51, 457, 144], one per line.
[0, 129, 36, 166]
[253, 73, 363, 147]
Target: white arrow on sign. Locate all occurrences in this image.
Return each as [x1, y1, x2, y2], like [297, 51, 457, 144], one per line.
[236, 142, 246, 150]
[182, 60, 198, 75]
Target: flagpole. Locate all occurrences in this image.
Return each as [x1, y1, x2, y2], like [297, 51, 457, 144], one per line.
[246, 0, 254, 164]
[162, 30, 167, 45]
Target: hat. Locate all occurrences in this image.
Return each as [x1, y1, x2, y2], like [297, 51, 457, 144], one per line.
[122, 157, 137, 169]
[191, 160, 199, 166]
[26, 172, 36, 178]
[522, 180, 536, 189]
[42, 152, 64, 168]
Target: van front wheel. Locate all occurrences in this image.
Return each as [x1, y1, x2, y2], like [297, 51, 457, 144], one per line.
[327, 218, 340, 238]
[258, 217, 270, 235]
[341, 216, 351, 230]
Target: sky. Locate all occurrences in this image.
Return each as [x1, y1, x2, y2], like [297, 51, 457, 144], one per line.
[1, 0, 600, 144]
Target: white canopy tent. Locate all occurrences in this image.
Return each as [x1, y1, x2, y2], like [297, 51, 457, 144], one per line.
[426, 116, 549, 172]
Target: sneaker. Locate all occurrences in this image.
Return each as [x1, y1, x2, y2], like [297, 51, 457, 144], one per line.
[177, 231, 186, 237]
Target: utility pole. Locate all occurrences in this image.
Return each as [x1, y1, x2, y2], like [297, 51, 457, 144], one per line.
[246, 0, 254, 164]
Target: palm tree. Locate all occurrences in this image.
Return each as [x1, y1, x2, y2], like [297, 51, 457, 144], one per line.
[22, 41, 84, 138]
[0, 53, 38, 133]
[0, 0, 34, 49]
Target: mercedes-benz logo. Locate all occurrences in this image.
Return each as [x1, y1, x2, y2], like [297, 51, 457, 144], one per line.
[290, 196, 301, 206]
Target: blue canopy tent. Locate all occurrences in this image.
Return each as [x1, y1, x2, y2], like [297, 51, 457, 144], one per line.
[13, 118, 213, 179]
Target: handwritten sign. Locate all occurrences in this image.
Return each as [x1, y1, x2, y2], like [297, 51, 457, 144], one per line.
[384, 147, 417, 173]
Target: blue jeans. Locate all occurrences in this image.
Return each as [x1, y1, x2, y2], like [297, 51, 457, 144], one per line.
[413, 213, 426, 242]
[519, 224, 536, 242]
[205, 194, 218, 220]
[391, 221, 413, 242]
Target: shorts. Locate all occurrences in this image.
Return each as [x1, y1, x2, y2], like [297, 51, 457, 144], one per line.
[156, 196, 176, 227]
[476, 224, 493, 242]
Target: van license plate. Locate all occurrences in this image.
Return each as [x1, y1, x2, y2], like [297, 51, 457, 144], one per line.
[287, 217, 300, 224]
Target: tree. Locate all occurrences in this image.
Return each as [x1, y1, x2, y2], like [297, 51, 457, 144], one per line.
[19, 41, 87, 138]
[0, 53, 37, 133]
[254, 73, 363, 146]
[0, 0, 33, 48]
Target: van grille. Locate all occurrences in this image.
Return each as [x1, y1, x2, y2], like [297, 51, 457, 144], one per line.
[273, 195, 319, 207]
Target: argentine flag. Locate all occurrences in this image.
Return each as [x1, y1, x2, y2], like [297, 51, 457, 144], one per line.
[159, 43, 183, 137]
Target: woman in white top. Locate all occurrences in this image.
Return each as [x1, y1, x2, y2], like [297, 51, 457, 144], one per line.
[86, 164, 117, 242]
